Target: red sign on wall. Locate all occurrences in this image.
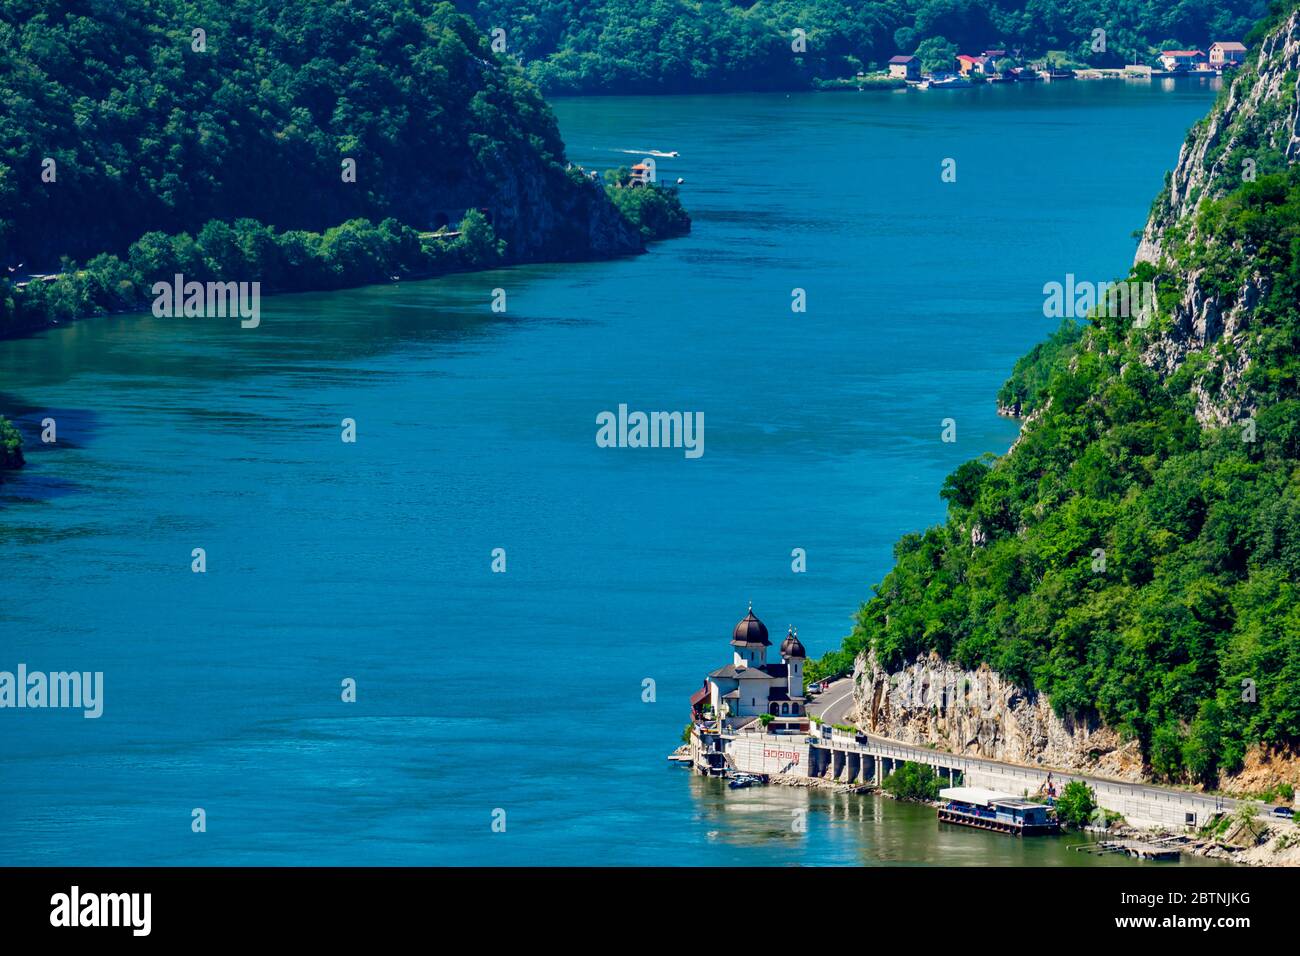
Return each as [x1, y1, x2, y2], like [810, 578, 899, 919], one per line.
[762, 747, 800, 766]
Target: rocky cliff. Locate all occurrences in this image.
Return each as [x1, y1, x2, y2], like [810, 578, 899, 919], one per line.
[1135, 12, 1300, 264]
[491, 165, 644, 264]
[405, 153, 644, 266]
[849, 650, 1146, 780]
[849, 649, 1300, 794]
[1134, 9, 1300, 426]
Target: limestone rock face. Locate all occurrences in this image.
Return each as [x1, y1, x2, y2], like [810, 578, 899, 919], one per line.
[476, 157, 645, 264]
[403, 147, 644, 265]
[1132, 10, 1300, 427]
[849, 649, 1145, 781]
[1135, 12, 1300, 266]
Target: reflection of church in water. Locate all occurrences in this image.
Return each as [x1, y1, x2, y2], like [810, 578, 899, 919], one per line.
[690, 605, 806, 728]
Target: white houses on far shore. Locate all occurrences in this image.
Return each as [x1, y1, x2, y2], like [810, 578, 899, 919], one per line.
[887, 55, 920, 81]
[1209, 41, 1247, 68]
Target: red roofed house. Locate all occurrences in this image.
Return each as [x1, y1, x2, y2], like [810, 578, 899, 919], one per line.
[1160, 49, 1204, 71]
[888, 54, 920, 80]
[957, 54, 993, 76]
[1209, 42, 1247, 68]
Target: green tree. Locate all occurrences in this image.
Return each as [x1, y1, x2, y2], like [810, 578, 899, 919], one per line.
[940, 458, 991, 510]
[1183, 700, 1224, 786]
[0, 415, 23, 470]
[914, 36, 958, 74]
[882, 761, 941, 801]
[605, 183, 691, 241]
[453, 210, 506, 269]
[1232, 801, 1266, 845]
[1055, 780, 1097, 828]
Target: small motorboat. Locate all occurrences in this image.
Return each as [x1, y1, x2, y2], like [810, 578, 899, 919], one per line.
[727, 773, 762, 789]
[927, 74, 972, 89]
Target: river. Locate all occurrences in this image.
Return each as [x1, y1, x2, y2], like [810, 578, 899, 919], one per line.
[0, 79, 1227, 865]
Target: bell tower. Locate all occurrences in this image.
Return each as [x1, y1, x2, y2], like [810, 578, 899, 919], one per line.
[781, 626, 806, 701]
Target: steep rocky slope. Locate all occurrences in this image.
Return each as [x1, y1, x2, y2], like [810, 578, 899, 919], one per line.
[850, 649, 1146, 780]
[1136, 11, 1300, 264]
[1137, 9, 1300, 426]
[823, 6, 1300, 797]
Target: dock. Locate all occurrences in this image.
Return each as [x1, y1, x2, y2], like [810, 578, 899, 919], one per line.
[1075, 839, 1181, 861]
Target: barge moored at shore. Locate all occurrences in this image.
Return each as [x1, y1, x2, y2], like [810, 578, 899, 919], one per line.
[937, 787, 1060, 836]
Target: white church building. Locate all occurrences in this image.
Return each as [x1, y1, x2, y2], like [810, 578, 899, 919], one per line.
[691, 605, 807, 724]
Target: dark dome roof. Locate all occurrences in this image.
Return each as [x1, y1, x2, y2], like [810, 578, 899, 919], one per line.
[781, 627, 806, 659]
[731, 607, 770, 646]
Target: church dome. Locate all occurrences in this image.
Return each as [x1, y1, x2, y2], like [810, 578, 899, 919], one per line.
[781, 627, 806, 659]
[731, 606, 770, 646]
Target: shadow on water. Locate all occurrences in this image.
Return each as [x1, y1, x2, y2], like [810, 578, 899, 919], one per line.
[0, 264, 575, 504]
[0, 402, 101, 448]
[0, 469, 85, 507]
[0, 263, 561, 394]
[0, 403, 102, 506]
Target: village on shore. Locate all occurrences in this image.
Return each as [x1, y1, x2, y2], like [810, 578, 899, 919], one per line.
[837, 39, 1249, 90]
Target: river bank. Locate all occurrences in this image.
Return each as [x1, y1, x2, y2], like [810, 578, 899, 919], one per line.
[1101, 819, 1300, 866]
[682, 744, 1261, 865]
[0, 182, 690, 345]
[814, 68, 1227, 93]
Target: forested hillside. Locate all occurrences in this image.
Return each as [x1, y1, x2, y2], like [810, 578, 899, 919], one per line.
[0, 0, 668, 272]
[810, 2, 1300, 789]
[456, 0, 1265, 94]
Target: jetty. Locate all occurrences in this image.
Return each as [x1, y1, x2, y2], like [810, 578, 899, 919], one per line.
[1075, 840, 1182, 861]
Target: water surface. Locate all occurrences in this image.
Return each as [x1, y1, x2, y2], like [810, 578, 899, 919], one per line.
[0, 80, 1224, 865]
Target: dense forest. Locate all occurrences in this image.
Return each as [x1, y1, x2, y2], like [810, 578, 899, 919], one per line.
[455, 0, 1266, 94]
[808, 6, 1300, 787]
[0, 0, 688, 339]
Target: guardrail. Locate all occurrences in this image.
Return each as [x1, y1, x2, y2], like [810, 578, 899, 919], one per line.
[807, 730, 1238, 814]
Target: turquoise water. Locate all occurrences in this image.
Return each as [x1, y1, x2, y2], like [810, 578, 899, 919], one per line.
[0, 80, 1223, 865]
